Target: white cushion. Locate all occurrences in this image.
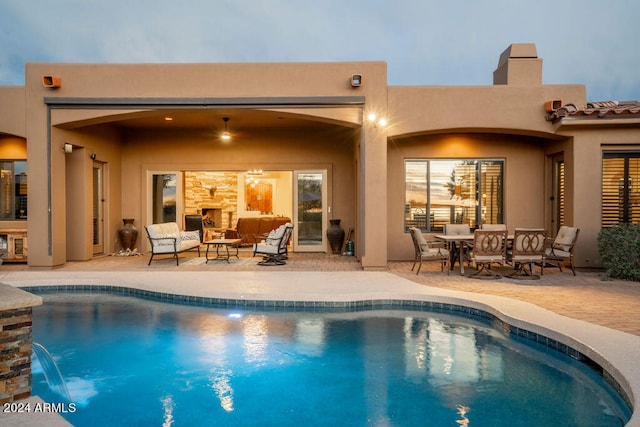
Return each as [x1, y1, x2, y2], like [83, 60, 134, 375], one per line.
[422, 247, 446, 258]
[146, 222, 180, 239]
[180, 230, 200, 242]
[445, 224, 470, 235]
[553, 226, 578, 252]
[147, 223, 200, 254]
[545, 247, 570, 259]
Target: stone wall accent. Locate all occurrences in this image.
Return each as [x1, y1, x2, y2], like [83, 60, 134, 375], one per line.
[0, 307, 33, 404]
[184, 172, 238, 229]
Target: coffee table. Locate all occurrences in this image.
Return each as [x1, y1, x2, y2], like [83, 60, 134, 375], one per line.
[204, 238, 241, 263]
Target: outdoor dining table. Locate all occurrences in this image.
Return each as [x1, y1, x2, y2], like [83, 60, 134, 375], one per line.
[434, 233, 514, 275]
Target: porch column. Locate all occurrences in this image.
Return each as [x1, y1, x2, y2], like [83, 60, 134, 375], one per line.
[360, 119, 388, 270]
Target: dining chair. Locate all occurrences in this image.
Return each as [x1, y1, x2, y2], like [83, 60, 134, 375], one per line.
[544, 226, 580, 275]
[469, 229, 507, 279]
[507, 228, 546, 279]
[480, 224, 507, 231]
[409, 227, 449, 275]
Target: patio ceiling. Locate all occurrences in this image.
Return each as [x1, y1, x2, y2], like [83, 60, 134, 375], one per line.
[53, 107, 362, 133]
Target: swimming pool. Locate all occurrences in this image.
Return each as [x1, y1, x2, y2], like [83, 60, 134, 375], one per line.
[30, 291, 630, 426]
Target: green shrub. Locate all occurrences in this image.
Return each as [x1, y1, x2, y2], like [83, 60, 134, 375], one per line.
[597, 224, 640, 281]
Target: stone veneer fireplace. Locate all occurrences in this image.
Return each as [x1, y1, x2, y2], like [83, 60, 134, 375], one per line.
[202, 208, 222, 228]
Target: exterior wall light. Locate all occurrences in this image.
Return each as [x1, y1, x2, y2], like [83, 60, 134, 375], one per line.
[63, 143, 73, 154]
[366, 112, 388, 128]
[221, 117, 231, 141]
[42, 75, 62, 88]
[351, 74, 362, 87]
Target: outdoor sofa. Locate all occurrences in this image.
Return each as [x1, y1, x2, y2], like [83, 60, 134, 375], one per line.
[145, 222, 201, 265]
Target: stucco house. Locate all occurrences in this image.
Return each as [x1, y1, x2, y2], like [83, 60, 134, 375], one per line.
[0, 43, 638, 270]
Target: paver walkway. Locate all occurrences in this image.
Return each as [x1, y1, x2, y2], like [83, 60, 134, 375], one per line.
[2, 251, 639, 335]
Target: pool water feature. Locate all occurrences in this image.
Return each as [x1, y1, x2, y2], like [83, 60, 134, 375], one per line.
[30, 292, 631, 426]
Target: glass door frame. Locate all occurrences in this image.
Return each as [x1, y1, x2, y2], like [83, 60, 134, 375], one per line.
[146, 170, 184, 227]
[92, 162, 105, 255]
[293, 170, 328, 252]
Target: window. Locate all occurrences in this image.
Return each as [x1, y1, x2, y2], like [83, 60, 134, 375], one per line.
[152, 173, 177, 223]
[0, 161, 27, 220]
[602, 152, 640, 226]
[404, 159, 503, 232]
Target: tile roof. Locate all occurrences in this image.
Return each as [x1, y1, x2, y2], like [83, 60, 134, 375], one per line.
[547, 100, 640, 122]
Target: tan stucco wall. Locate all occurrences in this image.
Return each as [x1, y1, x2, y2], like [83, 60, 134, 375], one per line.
[4, 46, 637, 270]
[21, 61, 387, 267]
[555, 124, 640, 267]
[387, 133, 546, 260]
[0, 86, 25, 138]
[388, 84, 586, 138]
[59, 124, 122, 260]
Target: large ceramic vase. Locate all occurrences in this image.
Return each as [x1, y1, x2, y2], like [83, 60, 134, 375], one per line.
[327, 219, 345, 255]
[118, 218, 139, 251]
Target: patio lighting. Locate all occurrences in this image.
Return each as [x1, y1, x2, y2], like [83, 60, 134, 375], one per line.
[221, 117, 231, 141]
[367, 112, 388, 128]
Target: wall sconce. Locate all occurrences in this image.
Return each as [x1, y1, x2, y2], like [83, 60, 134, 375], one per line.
[351, 74, 362, 87]
[544, 99, 563, 112]
[366, 112, 388, 128]
[90, 153, 97, 160]
[63, 143, 73, 154]
[43, 75, 62, 88]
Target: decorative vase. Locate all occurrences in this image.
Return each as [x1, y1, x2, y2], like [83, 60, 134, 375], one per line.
[327, 219, 345, 255]
[118, 218, 139, 251]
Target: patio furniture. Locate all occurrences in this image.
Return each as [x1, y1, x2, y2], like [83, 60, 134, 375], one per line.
[544, 226, 580, 275]
[507, 228, 546, 279]
[230, 216, 292, 246]
[480, 224, 507, 231]
[204, 238, 242, 263]
[253, 223, 294, 266]
[443, 223, 471, 270]
[184, 215, 204, 243]
[469, 229, 507, 279]
[408, 227, 449, 275]
[145, 222, 201, 265]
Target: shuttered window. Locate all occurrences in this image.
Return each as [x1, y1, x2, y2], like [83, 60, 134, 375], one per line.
[558, 161, 565, 226]
[602, 152, 640, 227]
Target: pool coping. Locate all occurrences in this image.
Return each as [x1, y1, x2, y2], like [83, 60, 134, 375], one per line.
[2, 270, 639, 426]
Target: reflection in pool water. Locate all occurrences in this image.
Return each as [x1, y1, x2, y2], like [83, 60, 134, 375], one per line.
[31, 292, 631, 426]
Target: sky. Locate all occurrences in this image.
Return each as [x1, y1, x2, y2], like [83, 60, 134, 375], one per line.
[1, 0, 639, 102]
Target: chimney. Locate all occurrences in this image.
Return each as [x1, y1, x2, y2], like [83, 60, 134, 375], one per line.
[493, 43, 542, 86]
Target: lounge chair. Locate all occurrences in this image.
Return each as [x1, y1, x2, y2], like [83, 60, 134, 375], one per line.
[544, 226, 580, 275]
[507, 228, 546, 279]
[469, 229, 507, 279]
[253, 223, 293, 266]
[409, 227, 449, 275]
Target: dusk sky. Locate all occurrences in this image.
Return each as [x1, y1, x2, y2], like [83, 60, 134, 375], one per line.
[1, 0, 639, 102]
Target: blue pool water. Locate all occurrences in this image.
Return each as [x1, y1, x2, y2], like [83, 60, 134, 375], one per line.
[30, 292, 630, 426]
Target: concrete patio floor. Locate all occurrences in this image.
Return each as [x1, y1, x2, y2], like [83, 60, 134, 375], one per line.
[3, 249, 639, 335]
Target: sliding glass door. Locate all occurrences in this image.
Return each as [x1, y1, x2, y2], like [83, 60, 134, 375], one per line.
[293, 170, 327, 252]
